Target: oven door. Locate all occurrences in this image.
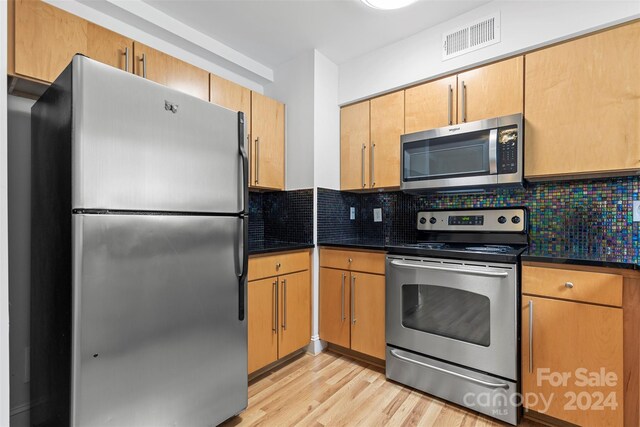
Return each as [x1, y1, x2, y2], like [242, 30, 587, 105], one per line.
[386, 255, 517, 380]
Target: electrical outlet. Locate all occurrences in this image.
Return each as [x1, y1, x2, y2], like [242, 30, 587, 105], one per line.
[374, 208, 382, 222]
[350, 207, 356, 220]
[634, 201, 640, 222]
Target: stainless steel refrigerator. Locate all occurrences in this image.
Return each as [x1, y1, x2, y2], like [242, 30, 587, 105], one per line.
[30, 55, 249, 426]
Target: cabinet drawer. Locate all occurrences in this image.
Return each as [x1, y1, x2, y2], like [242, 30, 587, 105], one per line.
[522, 265, 622, 307]
[320, 248, 385, 274]
[248, 250, 310, 281]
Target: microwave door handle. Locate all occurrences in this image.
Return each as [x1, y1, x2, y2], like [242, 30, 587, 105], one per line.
[489, 129, 498, 174]
[390, 259, 508, 278]
[447, 84, 453, 125]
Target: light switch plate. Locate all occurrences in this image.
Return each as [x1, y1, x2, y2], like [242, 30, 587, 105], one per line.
[350, 207, 356, 220]
[634, 201, 640, 222]
[374, 208, 382, 222]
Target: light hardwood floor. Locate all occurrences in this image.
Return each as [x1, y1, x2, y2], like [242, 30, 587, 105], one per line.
[222, 350, 543, 427]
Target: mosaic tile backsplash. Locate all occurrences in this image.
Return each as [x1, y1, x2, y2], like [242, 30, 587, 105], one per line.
[249, 189, 314, 245]
[317, 176, 640, 264]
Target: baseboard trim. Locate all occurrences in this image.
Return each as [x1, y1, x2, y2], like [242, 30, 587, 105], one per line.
[306, 335, 327, 355]
[326, 344, 386, 370]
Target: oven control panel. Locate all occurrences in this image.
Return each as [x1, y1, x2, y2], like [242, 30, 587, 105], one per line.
[417, 209, 526, 232]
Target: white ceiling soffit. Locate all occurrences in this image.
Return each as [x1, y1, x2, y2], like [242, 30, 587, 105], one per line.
[45, 0, 274, 89]
[103, 0, 274, 81]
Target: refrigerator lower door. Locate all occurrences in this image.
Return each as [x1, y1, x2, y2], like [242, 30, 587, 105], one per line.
[71, 214, 247, 427]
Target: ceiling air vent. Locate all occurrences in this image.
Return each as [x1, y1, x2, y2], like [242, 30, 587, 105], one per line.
[442, 13, 501, 60]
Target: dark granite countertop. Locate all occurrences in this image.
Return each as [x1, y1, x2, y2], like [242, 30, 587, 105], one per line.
[521, 250, 640, 271]
[318, 239, 387, 251]
[248, 240, 314, 255]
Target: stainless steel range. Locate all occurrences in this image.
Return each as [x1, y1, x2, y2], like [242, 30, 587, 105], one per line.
[385, 208, 528, 425]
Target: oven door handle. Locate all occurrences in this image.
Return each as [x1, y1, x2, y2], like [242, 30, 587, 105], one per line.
[390, 349, 510, 390]
[390, 260, 509, 278]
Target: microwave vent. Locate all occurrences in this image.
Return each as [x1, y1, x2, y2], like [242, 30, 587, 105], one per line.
[442, 13, 501, 60]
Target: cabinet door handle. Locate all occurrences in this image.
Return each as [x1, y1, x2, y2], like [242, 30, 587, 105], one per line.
[361, 144, 366, 188]
[529, 300, 534, 373]
[341, 273, 346, 322]
[138, 53, 147, 78]
[123, 47, 130, 72]
[461, 81, 467, 123]
[255, 137, 260, 185]
[370, 143, 375, 188]
[447, 84, 453, 125]
[272, 280, 278, 334]
[351, 275, 356, 325]
[282, 279, 287, 331]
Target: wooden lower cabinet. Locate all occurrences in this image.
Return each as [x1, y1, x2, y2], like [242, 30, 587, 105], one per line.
[350, 271, 386, 360]
[278, 271, 311, 356]
[522, 296, 623, 426]
[248, 277, 279, 373]
[319, 248, 386, 360]
[247, 251, 311, 374]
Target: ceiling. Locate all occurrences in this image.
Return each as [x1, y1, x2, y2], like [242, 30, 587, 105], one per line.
[141, 0, 490, 69]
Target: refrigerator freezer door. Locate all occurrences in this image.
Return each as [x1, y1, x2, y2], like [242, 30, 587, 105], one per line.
[71, 214, 247, 426]
[71, 56, 243, 213]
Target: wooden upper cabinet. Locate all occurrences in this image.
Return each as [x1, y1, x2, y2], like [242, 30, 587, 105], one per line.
[133, 42, 209, 101]
[457, 56, 523, 123]
[370, 92, 404, 189]
[251, 92, 285, 190]
[210, 74, 251, 125]
[340, 101, 370, 191]
[12, 0, 88, 83]
[210, 74, 253, 181]
[522, 296, 623, 426]
[405, 75, 457, 133]
[86, 24, 133, 73]
[525, 22, 640, 179]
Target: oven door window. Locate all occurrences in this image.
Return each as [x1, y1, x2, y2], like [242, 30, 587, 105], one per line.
[401, 284, 490, 347]
[403, 130, 491, 181]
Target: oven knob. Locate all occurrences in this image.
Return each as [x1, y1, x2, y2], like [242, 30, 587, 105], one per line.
[511, 216, 521, 224]
[429, 217, 437, 224]
[419, 217, 427, 224]
[498, 216, 507, 224]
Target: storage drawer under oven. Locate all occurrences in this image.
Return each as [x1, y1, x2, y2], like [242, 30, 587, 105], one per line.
[385, 255, 518, 380]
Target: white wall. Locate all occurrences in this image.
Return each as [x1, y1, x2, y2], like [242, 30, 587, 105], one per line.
[1, 1, 10, 425]
[264, 51, 315, 190]
[339, 0, 640, 104]
[313, 51, 340, 191]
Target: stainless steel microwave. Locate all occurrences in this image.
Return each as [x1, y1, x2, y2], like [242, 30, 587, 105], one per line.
[400, 113, 523, 193]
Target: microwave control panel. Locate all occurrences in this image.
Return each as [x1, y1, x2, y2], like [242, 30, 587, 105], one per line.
[497, 126, 518, 174]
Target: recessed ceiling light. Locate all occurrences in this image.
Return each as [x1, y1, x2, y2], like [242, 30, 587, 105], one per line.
[361, 0, 418, 10]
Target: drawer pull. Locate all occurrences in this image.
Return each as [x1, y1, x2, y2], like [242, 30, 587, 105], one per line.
[276, 262, 281, 270]
[565, 282, 574, 289]
[348, 258, 353, 263]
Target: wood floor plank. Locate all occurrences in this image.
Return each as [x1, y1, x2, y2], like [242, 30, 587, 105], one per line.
[222, 350, 543, 427]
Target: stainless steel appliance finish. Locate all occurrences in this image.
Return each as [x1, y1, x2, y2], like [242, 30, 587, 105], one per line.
[72, 214, 247, 426]
[31, 55, 248, 426]
[385, 208, 526, 425]
[386, 255, 518, 379]
[400, 114, 523, 193]
[71, 57, 243, 213]
[386, 347, 518, 425]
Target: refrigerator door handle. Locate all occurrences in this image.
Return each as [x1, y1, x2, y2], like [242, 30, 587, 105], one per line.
[238, 215, 248, 321]
[237, 112, 249, 322]
[238, 112, 249, 215]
